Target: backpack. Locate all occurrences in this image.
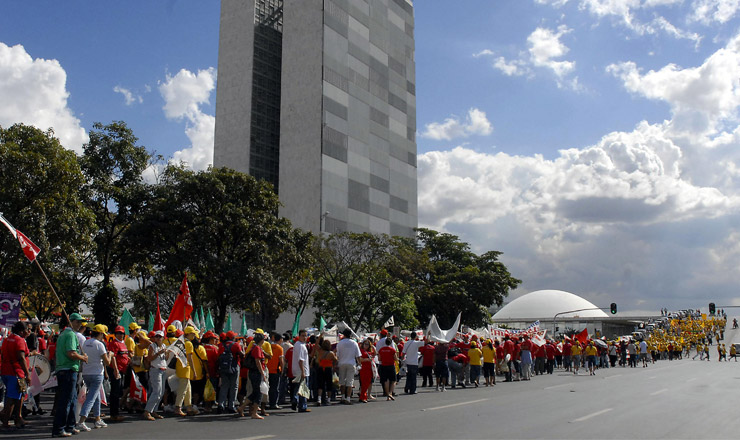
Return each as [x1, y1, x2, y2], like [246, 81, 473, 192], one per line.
[218, 341, 240, 375]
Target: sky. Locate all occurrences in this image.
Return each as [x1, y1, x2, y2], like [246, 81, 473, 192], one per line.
[2, 0, 740, 314]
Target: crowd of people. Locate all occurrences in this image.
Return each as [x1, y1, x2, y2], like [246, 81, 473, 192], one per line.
[0, 310, 733, 437]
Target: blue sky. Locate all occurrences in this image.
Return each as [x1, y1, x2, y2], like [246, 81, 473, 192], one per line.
[3, 0, 740, 314]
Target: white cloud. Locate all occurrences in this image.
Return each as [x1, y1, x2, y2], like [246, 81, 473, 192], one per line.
[113, 85, 143, 106]
[421, 108, 493, 141]
[691, 0, 740, 24]
[421, 32, 740, 310]
[607, 32, 740, 136]
[0, 43, 87, 152]
[475, 26, 578, 88]
[159, 68, 216, 171]
[528, 26, 576, 78]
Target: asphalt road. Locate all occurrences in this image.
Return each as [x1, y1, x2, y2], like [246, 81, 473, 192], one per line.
[5, 331, 740, 439]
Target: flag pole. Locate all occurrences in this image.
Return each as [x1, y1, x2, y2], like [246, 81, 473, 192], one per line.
[33, 259, 70, 325]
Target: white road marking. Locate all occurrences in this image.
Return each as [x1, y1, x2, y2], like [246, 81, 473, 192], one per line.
[240, 436, 276, 440]
[571, 408, 613, 422]
[605, 374, 623, 379]
[650, 388, 668, 396]
[545, 383, 570, 390]
[649, 376, 657, 379]
[687, 378, 697, 382]
[423, 398, 489, 411]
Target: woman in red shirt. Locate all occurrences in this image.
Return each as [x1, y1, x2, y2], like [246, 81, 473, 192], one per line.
[0, 321, 31, 428]
[358, 339, 374, 403]
[238, 332, 267, 419]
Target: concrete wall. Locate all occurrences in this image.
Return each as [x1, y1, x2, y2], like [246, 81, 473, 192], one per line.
[214, 0, 256, 174]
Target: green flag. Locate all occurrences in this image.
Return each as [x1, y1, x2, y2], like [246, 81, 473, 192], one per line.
[319, 316, 327, 332]
[148, 312, 154, 332]
[200, 306, 206, 330]
[225, 314, 232, 332]
[241, 314, 248, 336]
[205, 310, 215, 331]
[194, 308, 202, 330]
[291, 310, 302, 337]
[118, 309, 135, 331]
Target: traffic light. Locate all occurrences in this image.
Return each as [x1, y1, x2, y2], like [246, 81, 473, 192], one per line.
[610, 303, 617, 314]
[709, 302, 715, 315]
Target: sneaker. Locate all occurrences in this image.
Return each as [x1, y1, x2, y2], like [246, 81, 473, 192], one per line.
[435, 385, 439, 391]
[52, 432, 72, 438]
[94, 419, 108, 429]
[76, 423, 91, 432]
[441, 386, 445, 392]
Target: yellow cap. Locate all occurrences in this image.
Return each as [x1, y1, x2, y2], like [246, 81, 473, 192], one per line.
[129, 322, 141, 331]
[92, 324, 107, 334]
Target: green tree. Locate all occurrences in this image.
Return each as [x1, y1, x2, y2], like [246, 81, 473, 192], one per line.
[414, 228, 521, 328]
[142, 166, 312, 331]
[79, 121, 153, 321]
[0, 124, 96, 320]
[312, 232, 418, 331]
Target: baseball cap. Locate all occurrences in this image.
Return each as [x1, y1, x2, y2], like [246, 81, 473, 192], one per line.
[92, 324, 107, 334]
[129, 322, 141, 331]
[167, 325, 177, 333]
[114, 326, 125, 334]
[226, 331, 237, 340]
[184, 326, 199, 337]
[69, 312, 87, 322]
[154, 330, 165, 337]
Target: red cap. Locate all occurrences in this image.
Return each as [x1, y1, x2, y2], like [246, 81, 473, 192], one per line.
[114, 326, 125, 334]
[203, 331, 216, 340]
[380, 329, 388, 336]
[226, 331, 237, 340]
[175, 329, 184, 337]
[38, 329, 45, 336]
[148, 331, 156, 339]
[220, 332, 227, 341]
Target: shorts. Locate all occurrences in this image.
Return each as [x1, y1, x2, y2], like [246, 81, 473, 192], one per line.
[572, 355, 581, 365]
[639, 353, 647, 361]
[483, 362, 496, 378]
[587, 355, 596, 368]
[379, 365, 396, 384]
[2, 375, 24, 400]
[434, 360, 449, 379]
[337, 364, 355, 388]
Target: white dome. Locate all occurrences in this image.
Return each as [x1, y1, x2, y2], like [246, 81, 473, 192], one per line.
[492, 289, 609, 320]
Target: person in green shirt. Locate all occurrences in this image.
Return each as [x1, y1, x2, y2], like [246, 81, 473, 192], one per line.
[52, 312, 89, 438]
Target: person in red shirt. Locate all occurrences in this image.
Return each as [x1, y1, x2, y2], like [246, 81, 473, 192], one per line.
[419, 340, 435, 387]
[237, 332, 267, 419]
[563, 340, 573, 371]
[202, 332, 220, 413]
[503, 336, 515, 382]
[519, 335, 533, 380]
[107, 326, 129, 422]
[1, 321, 31, 428]
[358, 338, 374, 403]
[378, 338, 397, 401]
[545, 340, 556, 374]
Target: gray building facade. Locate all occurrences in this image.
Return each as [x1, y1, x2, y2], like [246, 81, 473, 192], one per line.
[214, 0, 417, 238]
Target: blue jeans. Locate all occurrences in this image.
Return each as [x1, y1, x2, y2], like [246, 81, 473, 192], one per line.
[268, 373, 280, 407]
[293, 377, 307, 411]
[145, 369, 166, 413]
[52, 369, 78, 435]
[218, 372, 238, 410]
[404, 365, 418, 393]
[80, 374, 103, 418]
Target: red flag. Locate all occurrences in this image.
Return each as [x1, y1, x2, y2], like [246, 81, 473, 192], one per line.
[575, 328, 588, 344]
[129, 372, 147, 403]
[16, 230, 40, 262]
[165, 273, 193, 328]
[153, 291, 164, 332]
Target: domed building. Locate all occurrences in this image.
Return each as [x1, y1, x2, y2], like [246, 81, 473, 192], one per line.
[493, 289, 608, 321]
[492, 289, 635, 339]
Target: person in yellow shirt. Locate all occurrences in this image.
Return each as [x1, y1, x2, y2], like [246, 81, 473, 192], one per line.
[570, 342, 582, 375]
[467, 341, 483, 387]
[731, 344, 737, 362]
[584, 342, 598, 376]
[189, 331, 209, 411]
[126, 322, 141, 353]
[174, 326, 198, 416]
[481, 339, 496, 386]
[131, 331, 150, 411]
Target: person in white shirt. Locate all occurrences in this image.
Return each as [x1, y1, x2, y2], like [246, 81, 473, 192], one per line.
[639, 340, 649, 367]
[291, 330, 310, 413]
[144, 330, 169, 420]
[78, 324, 113, 431]
[402, 333, 424, 395]
[335, 329, 362, 404]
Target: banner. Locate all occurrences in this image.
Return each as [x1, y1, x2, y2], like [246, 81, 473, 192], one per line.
[486, 320, 541, 339]
[0, 292, 22, 327]
[426, 313, 461, 343]
[165, 335, 188, 368]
